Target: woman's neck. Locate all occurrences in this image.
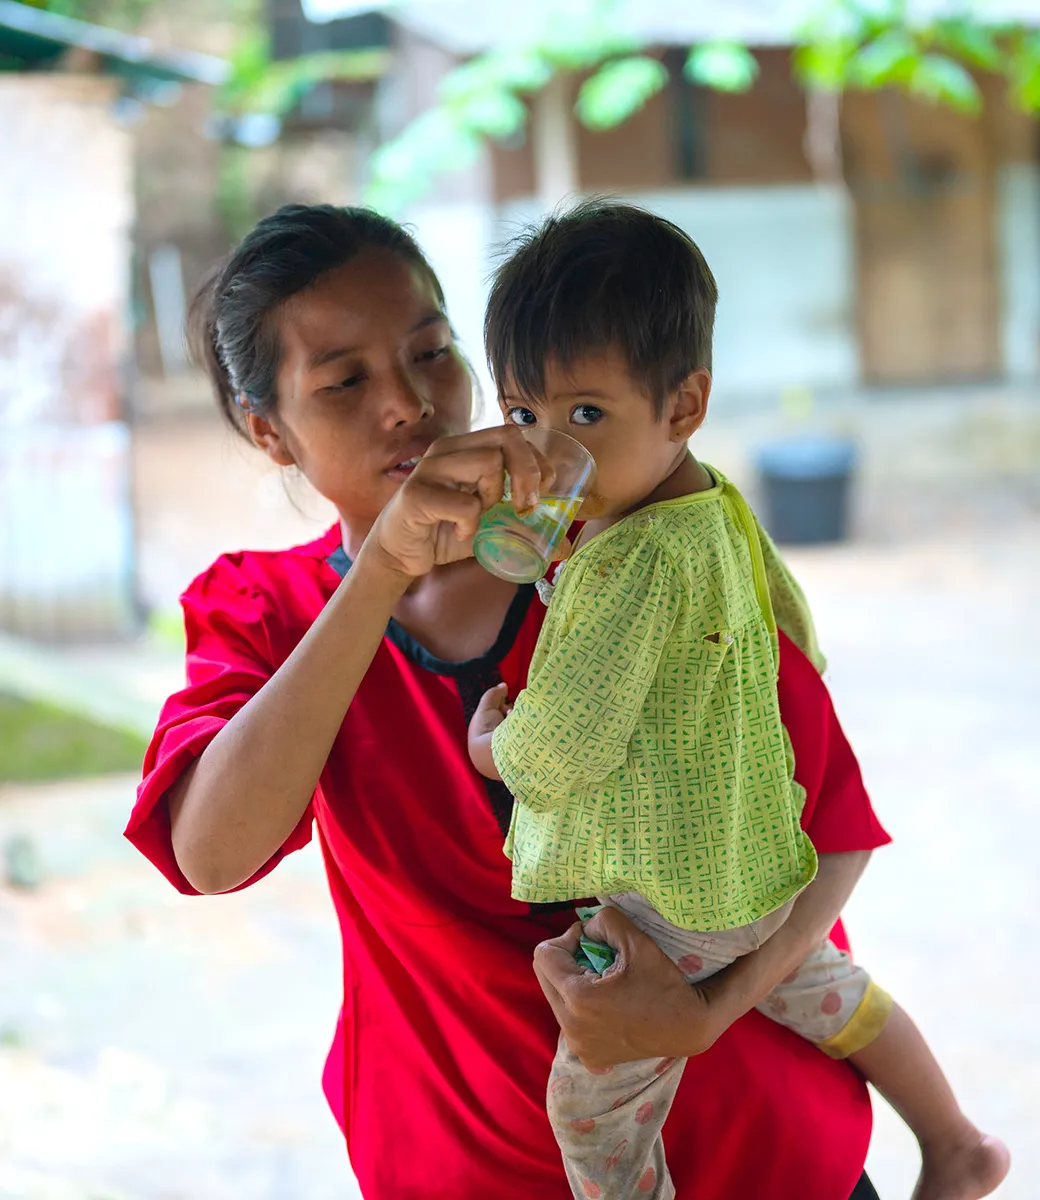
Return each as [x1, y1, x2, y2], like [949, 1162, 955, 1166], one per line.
[338, 514, 521, 661]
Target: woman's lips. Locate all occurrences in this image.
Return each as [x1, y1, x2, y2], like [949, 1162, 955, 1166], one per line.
[385, 455, 423, 479]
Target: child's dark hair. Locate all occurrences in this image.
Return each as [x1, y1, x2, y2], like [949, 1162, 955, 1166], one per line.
[188, 203, 446, 438]
[484, 199, 718, 415]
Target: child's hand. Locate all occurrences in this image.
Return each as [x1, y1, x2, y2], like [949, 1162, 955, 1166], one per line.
[468, 683, 511, 779]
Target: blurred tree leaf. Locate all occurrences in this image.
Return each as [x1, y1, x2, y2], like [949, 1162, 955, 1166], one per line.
[365, 108, 484, 214]
[1007, 30, 1040, 112]
[357, 0, 1040, 214]
[684, 42, 759, 92]
[931, 18, 1005, 71]
[534, 0, 637, 70]
[440, 49, 553, 101]
[793, 36, 859, 91]
[576, 55, 668, 129]
[28, 0, 158, 29]
[909, 53, 983, 113]
[848, 29, 918, 86]
[218, 30, 385, 117]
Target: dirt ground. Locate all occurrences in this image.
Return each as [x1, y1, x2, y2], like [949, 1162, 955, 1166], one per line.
[2, 401, 1038, 1198]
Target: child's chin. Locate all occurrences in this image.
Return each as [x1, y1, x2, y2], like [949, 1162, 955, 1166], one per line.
[577, 492, 609, 520]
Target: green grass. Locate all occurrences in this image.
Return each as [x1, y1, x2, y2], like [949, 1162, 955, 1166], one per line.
[0, 693, 148, 783]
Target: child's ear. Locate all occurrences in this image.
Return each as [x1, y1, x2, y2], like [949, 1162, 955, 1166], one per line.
[247, 412, 296, 467]
[668, 369, 712, 441]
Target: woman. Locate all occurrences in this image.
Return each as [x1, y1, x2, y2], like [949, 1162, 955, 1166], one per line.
[125, 204, 890, 1199]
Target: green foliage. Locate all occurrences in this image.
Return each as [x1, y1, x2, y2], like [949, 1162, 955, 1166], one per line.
[218, 29, 386, 118]
[24, 0, 158, 30]
[684, 41, 759, 92]
[847, 29, 918, 86]
[0, 694, 147, 783]
[216, 144, 255, 241]
[1008, 29, 1040, 110]
[909, 53, 982, 114]
[340, 0, 1040, 214]
[931, 17, 1004, 71]
[576, 55, 668, 129]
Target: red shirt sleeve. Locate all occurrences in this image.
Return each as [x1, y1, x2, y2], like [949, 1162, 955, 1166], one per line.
[124, 555, 314, 895]
[779, 629, 891, 854]
[779, 630, 890, 954]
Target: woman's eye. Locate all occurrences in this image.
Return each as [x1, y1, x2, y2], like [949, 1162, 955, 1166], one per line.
[571, 404, 603, 426]
[507, 407, 537, 427]
[417, 345, 451, 363]
[336, 372, 366, 390]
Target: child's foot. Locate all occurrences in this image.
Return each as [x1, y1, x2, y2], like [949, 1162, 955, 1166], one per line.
[912, 1129, 1010, 1200]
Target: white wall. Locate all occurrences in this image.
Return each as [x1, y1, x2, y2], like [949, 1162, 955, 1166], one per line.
[0, 76, 131, 426]
[635, 185, 859, 397]
[998, 163, 1040, 379]
[405, 201, 497, 419]
[489, 184, 860, 405]
[0, 77, 136, 637]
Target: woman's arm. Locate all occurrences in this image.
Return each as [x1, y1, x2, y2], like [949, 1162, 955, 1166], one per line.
[168, 428, 544, 894]
[168, 547, 410, 893]
[531, 849, 870, 1069]
[697, 848, 871, 1024]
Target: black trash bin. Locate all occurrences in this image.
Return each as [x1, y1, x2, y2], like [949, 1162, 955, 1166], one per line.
[755, 436, 858, 546]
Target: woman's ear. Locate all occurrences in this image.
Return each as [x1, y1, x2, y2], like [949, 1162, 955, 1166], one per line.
[669, 369, 712, 442]
[246, 411, 296, 467]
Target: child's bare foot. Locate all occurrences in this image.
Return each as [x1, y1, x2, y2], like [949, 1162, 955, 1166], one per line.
[912, 1129, 1010, 1200]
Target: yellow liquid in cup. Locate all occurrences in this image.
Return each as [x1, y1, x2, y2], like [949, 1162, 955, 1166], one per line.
[474, 494, 582, 584]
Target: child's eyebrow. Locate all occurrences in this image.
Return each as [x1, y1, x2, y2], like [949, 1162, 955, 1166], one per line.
[550, 389, 611, 402]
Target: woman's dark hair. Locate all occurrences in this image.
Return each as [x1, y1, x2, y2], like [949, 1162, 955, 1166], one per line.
[484, 198, 718, 415]
[188, 204, 446, 438]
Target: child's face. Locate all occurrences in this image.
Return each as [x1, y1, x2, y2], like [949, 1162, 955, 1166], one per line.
[498, 348, 709, 518]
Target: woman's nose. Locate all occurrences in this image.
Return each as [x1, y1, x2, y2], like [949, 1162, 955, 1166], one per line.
[381, 371, 432, 427]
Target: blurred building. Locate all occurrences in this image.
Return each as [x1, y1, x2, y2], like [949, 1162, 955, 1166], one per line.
[0, 1, 226, 639]
[293, 0, 1040, 401]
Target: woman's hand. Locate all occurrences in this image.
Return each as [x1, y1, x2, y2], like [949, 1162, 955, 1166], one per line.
[533, 906, 724, 1070]
[365, 426, 548, 578]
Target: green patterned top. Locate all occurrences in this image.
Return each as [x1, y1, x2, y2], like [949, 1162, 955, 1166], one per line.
[492, 469, 820, 931]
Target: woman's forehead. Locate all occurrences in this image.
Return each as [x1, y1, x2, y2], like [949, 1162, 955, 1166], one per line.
[279, 252, 442, 355]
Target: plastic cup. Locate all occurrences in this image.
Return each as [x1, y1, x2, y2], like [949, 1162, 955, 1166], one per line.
[473, 427, 595, 584]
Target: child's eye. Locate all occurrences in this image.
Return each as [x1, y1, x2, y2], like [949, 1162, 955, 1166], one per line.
[507, 407, 537, 426]
[571, 404, 603, 426]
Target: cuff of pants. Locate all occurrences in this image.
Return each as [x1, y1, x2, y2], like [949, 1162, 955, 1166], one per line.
[815, 980, 894, 1059]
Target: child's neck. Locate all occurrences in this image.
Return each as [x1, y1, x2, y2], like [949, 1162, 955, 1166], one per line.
[578, 451, 713, 546]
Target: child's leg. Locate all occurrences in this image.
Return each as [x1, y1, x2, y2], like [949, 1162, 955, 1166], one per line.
[546, 893, 782, 1200]
[762, 942, 1010, 1200]
[851, 1006, 1009, 1200]
[547, 1033, 684, 1200]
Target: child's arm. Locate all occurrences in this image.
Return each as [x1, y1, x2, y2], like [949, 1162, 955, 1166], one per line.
[493, 533, 681, 810]
[468, 683, 510, 780]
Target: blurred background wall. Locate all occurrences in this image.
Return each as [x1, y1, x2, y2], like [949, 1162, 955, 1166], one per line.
[0, 2, 1037, 1197]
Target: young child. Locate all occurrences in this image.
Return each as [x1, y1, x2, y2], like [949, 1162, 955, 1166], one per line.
[468, 201, 1009, 1200]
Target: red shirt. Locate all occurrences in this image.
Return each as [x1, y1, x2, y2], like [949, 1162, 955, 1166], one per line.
[126, 525, 890, 1200]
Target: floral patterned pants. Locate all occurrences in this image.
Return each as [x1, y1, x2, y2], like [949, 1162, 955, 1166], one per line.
[548, 892, 893, 1200]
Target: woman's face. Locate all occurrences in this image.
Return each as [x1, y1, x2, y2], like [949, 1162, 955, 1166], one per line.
[249, 249, 472, 531]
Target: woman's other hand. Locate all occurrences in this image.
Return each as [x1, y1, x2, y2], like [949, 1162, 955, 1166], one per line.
[533, 906, 725, 1070]
[365, 426, 548, 578]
